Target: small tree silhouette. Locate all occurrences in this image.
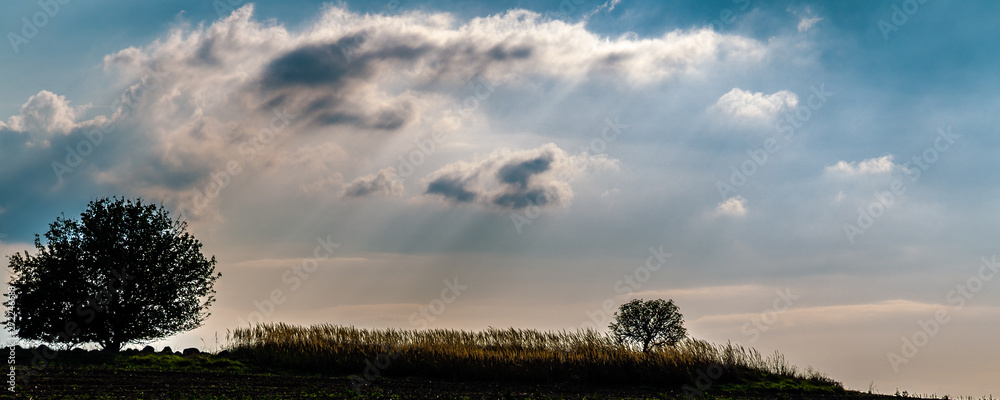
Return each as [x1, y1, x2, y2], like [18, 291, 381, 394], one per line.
[3, 197, 220, 351]
[609, 298, 686, 352]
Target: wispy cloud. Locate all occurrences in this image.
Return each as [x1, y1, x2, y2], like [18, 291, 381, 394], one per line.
[714, 195, 748, 217]
[824, 155, 898, 177]
[789, 6, 823, 33]
[342, 167, 404, 198]
[712, 88, 798, 121]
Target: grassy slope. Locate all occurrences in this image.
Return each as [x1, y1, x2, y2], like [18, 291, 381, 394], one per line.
[11, 349, 932, 399]
[10, 323, 930, 399]
[225, 323, 843, 391]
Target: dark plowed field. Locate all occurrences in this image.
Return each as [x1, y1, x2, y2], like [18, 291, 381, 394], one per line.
[10, 365, 934, 400]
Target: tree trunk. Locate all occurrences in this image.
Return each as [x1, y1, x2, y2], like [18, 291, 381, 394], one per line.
[102, 340, 122, 352]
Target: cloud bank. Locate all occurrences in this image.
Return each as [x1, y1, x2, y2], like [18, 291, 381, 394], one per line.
[1, 4, 771, 222]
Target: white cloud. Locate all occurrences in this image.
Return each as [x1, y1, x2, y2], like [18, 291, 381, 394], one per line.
[714, 195, 747, 217]
[603, 0, 622, 12]
[789, 6, 823, 33]
[712, 88, 798, 121]
[2, 90, 93, 142]
[68, 4, 772, 217]
[825, 155, 897, 176]
[798, 16, 823, 32]
[342, 167, 404, 198]
[584, 0, 623, 19]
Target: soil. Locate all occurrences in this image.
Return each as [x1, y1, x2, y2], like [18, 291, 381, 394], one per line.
[9, 365, 935, 400]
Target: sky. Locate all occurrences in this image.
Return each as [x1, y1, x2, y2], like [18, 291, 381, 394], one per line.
[1, 0, 998, 396]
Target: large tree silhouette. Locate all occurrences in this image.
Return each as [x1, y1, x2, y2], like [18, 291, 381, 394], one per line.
[3, 197, 220, 351]
[609, 298, 687, 353]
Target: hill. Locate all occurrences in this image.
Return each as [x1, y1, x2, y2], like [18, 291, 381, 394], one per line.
[8, 323, 939, 399]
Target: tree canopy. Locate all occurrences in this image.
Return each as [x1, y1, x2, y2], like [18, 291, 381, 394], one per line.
[609, 298, 687, 353]
[3, 197, 220, 351]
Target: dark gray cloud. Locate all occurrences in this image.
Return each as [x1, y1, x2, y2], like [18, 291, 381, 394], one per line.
[309, 100, 413, 130]
[369, 103, 412, 130]
[259, 34, 433, 91]
[492, 188, 551, 209]
[488, 155, 558, 210]
[487, 44, 533, 61]
[497, 155, 552, 188]
[0, 128, 30, 152]
[260, 35, 367, 90]
[423, 144, 615, 211]
[426, 177, 477, 203]
[257, 34, 429, 131]
[193, 37, 220, 66]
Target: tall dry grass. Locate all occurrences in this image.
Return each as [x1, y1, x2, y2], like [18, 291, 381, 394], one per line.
[226, 323, 834, 386]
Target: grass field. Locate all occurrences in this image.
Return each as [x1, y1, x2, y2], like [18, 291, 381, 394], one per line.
[225, 323, 841, 392]
[15, 323, 950, 399]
